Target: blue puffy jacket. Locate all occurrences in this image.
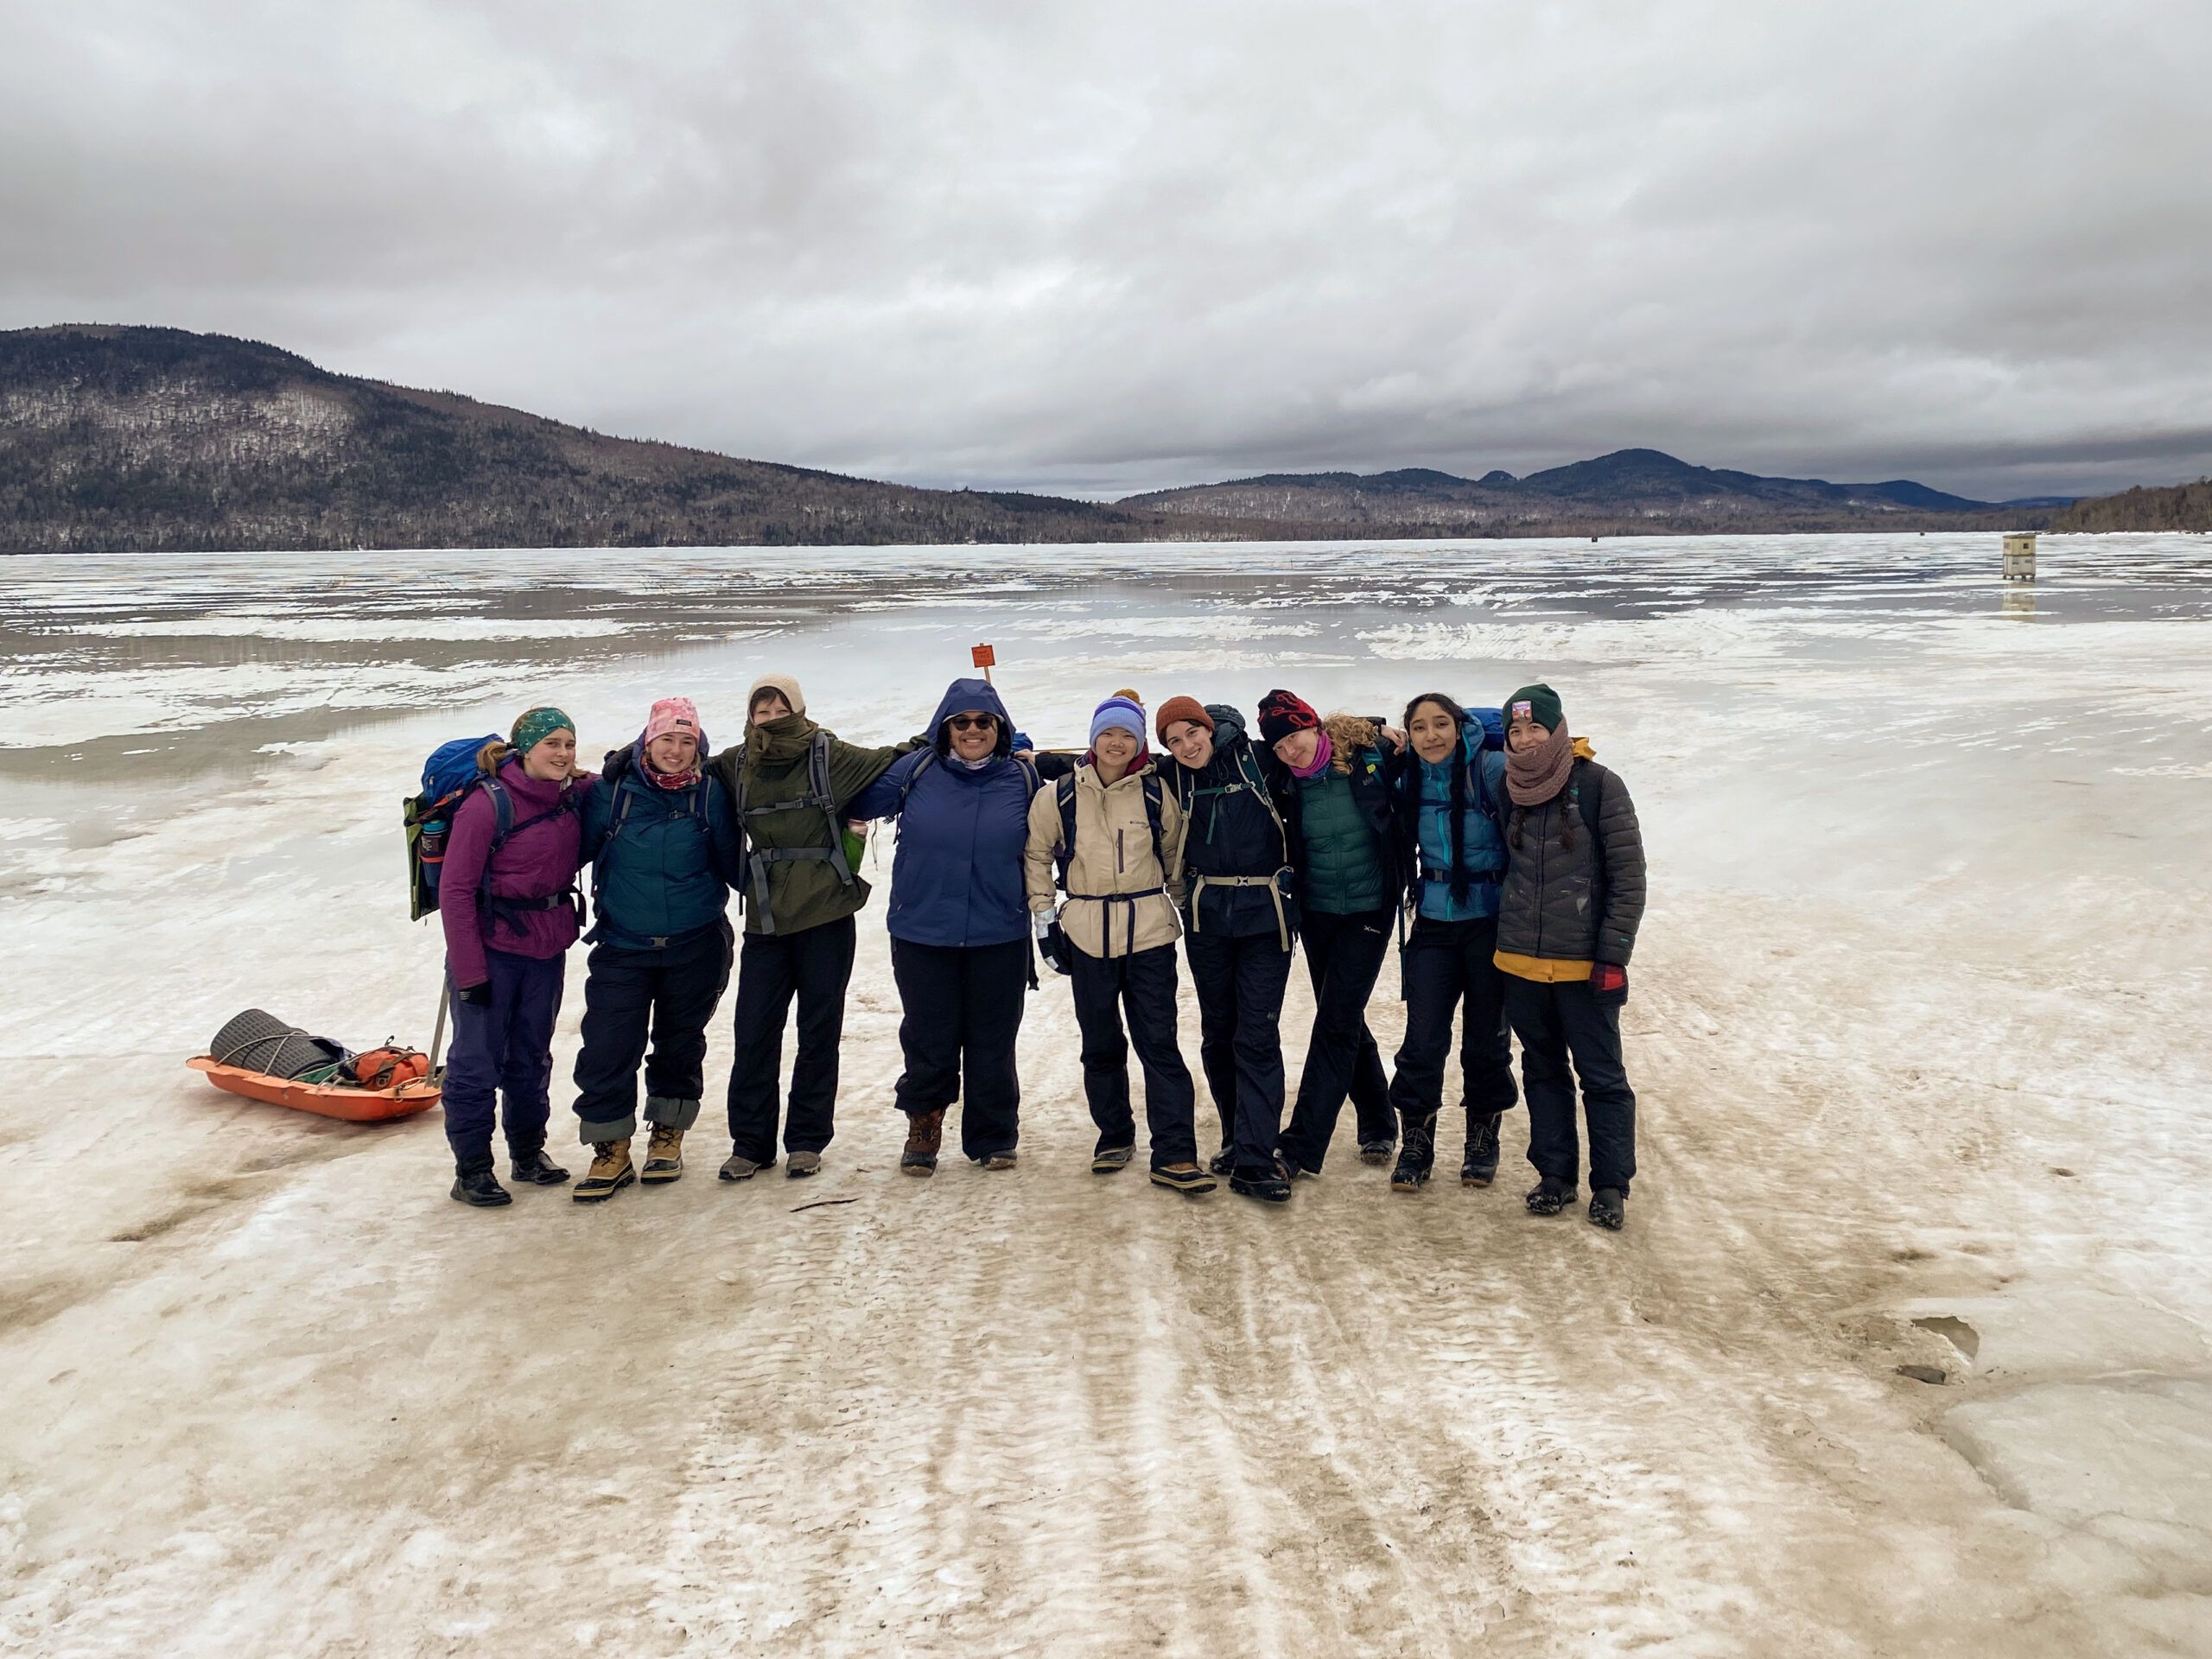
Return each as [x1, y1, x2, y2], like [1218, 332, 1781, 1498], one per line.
[1405, 716, 1508, 923]
[581, 741, 742, 950]
[848, 677, 1039, 949]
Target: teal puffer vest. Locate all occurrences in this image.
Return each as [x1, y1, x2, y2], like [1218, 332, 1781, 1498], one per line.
[1296, 769, 1386, 915]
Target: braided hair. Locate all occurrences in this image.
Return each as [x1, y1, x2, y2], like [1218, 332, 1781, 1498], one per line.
[1401, 692, 1472, 907]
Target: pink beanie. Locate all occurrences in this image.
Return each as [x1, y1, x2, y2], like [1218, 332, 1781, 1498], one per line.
[643, 696, 701, 746]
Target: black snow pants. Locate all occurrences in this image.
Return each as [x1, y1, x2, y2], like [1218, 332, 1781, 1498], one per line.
[1504, 975, 1637, 1194]
[725, 913, 856, 1164]
[1388, 914, 1519, 1159]
[889, 935, 1030, 1160]
[572, 918, 734, 1144]
[1069, 942, 1198, 1169]
[1279, 907, 1395, 1172]
[1185, 925, 1293, 1173]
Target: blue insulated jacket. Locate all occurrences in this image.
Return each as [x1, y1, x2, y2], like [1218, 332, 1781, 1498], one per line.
[581, 741, 741, 950]
[1413, 721, 1507, 922]
[848, 677, 1038, 949]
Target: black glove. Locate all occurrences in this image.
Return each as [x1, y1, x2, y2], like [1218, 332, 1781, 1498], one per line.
[1033, 915, 1071, 977]
[1589, 963, 1628, 1007]
[455, 981, 492, 1007]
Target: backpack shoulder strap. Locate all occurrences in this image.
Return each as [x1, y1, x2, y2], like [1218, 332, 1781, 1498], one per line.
[482, 777, 514, 845]
[1141, 772, 1166, 869]
[808, 730, 835, 810]
[1574, 760, 1605, 841]
[899, 749, 937, 813]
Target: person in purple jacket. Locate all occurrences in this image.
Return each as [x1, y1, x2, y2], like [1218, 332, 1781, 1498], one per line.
[439, 706, 591, 1208]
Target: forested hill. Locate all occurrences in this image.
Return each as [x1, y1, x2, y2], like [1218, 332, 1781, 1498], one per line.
[2049, 478, 2212, 532]
[0, 326, 1163, 552]
[1119, 448, 2044, 535]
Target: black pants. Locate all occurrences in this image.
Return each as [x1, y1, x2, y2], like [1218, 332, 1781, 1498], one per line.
[1280, 908, 1395, 1172]
[1069, 943, 1198, 1169]
[725, 914, 856, 1163]
[1185, 926, 1292, 1172]
[1388, 915, 1519, 1152]
[1504, 976, 1637, 1193]
[890, 935, 1029, 1160]
[573, 919, 734, 1143]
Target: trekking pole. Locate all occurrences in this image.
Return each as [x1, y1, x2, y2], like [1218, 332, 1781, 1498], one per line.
[427, 971, 450, 1083]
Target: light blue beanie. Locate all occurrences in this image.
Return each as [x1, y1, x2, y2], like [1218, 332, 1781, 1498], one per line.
[1089, 693, 1147, 747]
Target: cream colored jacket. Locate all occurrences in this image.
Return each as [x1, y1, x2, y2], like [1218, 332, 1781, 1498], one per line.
[1024, 762, 1186, 959]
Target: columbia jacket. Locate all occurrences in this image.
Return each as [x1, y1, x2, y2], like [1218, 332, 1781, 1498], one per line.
[848, 677, 1038, 949]
[581, 743, 741, 950]
[1024, 756, 1187, 959]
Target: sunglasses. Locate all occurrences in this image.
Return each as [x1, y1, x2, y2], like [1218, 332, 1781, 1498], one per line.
[948, 713, 999, 732]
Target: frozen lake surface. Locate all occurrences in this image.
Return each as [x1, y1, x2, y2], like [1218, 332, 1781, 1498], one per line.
[2, 533, 2209, 1654]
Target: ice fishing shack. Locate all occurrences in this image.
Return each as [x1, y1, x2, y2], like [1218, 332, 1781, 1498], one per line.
[2002, 531, 2037, 581]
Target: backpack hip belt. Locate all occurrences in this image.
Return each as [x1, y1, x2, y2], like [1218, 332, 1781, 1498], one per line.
[1189, 870, 1293, 950]
[1066, 885, 1166, 958]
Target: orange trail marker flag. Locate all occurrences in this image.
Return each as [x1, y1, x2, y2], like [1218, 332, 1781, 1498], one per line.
[972, 643, 996, 683]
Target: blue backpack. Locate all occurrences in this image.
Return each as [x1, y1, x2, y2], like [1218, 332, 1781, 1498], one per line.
[404, 735, 581, 922]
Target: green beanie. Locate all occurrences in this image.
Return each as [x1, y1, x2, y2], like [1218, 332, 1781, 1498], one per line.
[1504, 683, 1564, 732]
[511, 705, 575, 753]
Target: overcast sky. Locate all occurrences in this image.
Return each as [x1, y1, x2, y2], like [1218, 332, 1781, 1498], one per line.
[5, 1, 2209, 500]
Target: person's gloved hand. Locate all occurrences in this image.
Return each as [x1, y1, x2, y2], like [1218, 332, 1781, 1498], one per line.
[1589, 963, 1628, 1006]
[455, 981, 492, 1007]
[1033, 912, 1071, 977]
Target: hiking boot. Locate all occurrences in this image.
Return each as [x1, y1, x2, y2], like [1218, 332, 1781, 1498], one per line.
[450, 1167, 512, 1208]
[982, 1151, 1018, 1171]
[1357, 1139, 1396, 1166]
[1091, 1146, 1135, 1175]
[1461, 1113, 1502, 1186]
[719, 1148, 771, 1181]
[1229, 1166, 1292, 1204]
[1589, 1187, 1626, 1231]
[901, 1108, 945, 1178]
[1149, 1162, 1217, 1195]
[1525, 1177, 1579, 1217]
[641, 1126, 685, 1185]
[1207, 1147, 1235, 1178]
[785, 1151, 823, 1179]
[573, 1139, 636, 1204]
[1393, 1110, 1436, 1194]
[510, 1148, 570, 1185]
[1389, 1147, 1433, 1194]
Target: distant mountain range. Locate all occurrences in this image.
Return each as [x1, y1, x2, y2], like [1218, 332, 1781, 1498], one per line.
[3, 323, 2159, 554]
[1119, 450, 2072, 532]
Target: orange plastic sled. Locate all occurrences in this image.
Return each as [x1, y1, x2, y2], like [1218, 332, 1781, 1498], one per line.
[186, 1055, 442, 1122]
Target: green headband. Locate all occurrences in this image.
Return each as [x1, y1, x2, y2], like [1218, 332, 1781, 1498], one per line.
[512, 706, 575, 753]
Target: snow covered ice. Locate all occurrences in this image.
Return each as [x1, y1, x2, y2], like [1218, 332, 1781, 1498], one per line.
[2, 532, 2209, 1655]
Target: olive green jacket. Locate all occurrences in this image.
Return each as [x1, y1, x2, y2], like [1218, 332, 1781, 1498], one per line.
[707, 714, 925, 937]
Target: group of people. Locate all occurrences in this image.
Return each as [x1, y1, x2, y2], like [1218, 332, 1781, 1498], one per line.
[430, 670, 1649, 1230]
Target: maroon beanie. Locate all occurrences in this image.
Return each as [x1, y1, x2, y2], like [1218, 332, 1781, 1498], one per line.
[1154, 696, 1214, 741]
[1257, 689, 1319, 747]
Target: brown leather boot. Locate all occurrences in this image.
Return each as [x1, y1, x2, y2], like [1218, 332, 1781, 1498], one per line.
[573, 1139, 635, 1204]
[641, 1124, 685, 1184]
[900, 1108, 946, 1177]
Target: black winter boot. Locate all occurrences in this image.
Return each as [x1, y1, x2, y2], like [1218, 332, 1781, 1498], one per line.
[1391, 1111, 1437, 1194]
[510, 1147, 570, 1185]
[1461, 1114, 1502, 1187]
[1229, 1165, 1293, 1204]
[1588, 1187, 1626, 1230]
[1524, 1177, 1578, 1217]
[451, 1166, 512, 1208]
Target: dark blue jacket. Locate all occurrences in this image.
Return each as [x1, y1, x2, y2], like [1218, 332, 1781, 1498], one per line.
[581, 741, 741, 950]
[848, 677, 1039, 949]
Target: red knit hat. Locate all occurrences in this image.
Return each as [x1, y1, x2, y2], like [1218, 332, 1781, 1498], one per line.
[1154, 696, 1214, 742]
[1257, 689, 1319, 747]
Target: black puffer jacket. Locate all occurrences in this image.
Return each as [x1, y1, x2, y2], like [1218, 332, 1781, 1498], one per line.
[1166, 704, 1296, 940]
[1491, 757, 1645, 965]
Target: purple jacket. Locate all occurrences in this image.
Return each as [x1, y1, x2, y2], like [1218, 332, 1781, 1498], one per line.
[440, 760, 588, 988]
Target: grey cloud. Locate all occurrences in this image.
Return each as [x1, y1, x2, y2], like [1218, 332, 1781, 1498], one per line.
[4, 0, 2209, 503]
